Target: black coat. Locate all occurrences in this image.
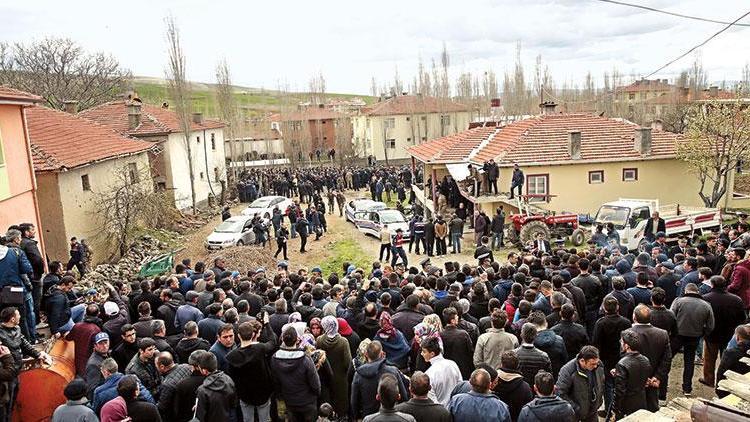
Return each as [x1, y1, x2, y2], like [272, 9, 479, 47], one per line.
[628, 324, 672, 412]
[550, 320, 588, 358]
[592, 314, 632, 371]
[45, 286, 72, 334]
[195, 371, 237, 422]
[126, 399, 162, 422]
[391, 309, 425, 343]
[395, 398, 452, 422]
[717, 341, 750, 396]
[613, 352, 651, 418]
[493, 369, 533, 421]
[515, 344, 552, 387]
[174, 337, 210, 364]
[440, 326, 475, 380]
[173, 371, 205, 422]
[703, 288, 746, 345]
[225, 328, 277, 405]
[518, 396, 575, 422]
[556, 359, 605, 421]
[351, 358, 409, 419]
[19, 237, 43, 280]
[643, 218, 666, 239]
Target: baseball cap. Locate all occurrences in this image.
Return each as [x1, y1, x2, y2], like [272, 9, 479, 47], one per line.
[94, 332, 109, 344]
[103, 301, 119, 316]
[255, 267, 266, 274]
[312, 267, 322, 273]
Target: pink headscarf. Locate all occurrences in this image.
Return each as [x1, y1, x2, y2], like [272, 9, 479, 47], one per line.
[100, 396, 129, 422]
[377, 312, 398, 340]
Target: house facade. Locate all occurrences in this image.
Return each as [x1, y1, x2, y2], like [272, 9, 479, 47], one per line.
[79, 100, 226, 210]
[408, 106, 746, 219]
[352, 94, 471, 162]
[26, 106, 154, 262]
[0, 86, 46, 258]
[270, 106, 352, 164]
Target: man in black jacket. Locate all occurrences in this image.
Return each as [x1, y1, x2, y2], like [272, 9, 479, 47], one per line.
[351, 340, 409, 419]
[155, 351, 192, 420]
[550, 304, 588, 358]
[716, 325, 750, 397]
[556, 346, 604, 422]
[173, 350, 208, 422]
[612, 330, 651, 420]
[174, 321, 210, 364]
[518, 371, 575, 421]
[226, 319, 277, 422]
[491, 207, 505, 250]
[493, 351, 533, 421]
[195, 351, 237, 421]
[18, 223, 44, 316]
[440, 307, 475, 380]
[271, 327, 321, 420]
[592, 297, 631, 415]
[514, 323, 552, 387]
[391, 295, 425, 344]
[702, 275, 746, 388]
[628, 304, 672, 411]
[396, 371, 451, 422]
[424, 218, 435, 257]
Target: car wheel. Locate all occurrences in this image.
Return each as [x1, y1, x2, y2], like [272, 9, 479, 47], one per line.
[236, 240, 244, 246]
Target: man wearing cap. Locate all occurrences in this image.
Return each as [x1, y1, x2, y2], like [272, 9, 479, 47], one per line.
[84, 332, 110, 398]
[644, 211, 666, 243]
[391, 228, 408, 268]
[51, 379, 98, 422]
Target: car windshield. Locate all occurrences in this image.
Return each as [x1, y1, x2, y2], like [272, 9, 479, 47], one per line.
[354, 200, 373, 210]
[595, 206, 630, 229]
[249, 197, 275, 208]
[214, 220, 244, 233]
[380, 210, 405, 224]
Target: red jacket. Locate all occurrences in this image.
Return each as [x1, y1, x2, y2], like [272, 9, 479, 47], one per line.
[65, 318, 102, 375]
[729, 260, 750, 309]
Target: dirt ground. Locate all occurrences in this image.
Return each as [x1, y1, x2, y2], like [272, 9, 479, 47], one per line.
[177, 192, 716, 406]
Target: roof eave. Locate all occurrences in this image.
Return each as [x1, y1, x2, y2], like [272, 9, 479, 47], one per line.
[482, 154, 677, 167]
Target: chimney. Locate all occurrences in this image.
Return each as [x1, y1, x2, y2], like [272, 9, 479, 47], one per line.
[568, 131, 581, 159]
[127, 103, 141, 130]
[63, 100, 78, 114]
[192, 112, 204, 124]
[539, 101, 557, 115]
[650, 120, 663, 131]
[634, 127, 652, 155]
[709, 86, 719, 98]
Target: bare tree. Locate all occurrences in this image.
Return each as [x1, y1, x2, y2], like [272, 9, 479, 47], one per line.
[164, 16, 197, 213]
[370, 76, 379, 97]
[215, 59, 240, 181]
[677, 99, 750, 207]
[0, 37, 131, 110]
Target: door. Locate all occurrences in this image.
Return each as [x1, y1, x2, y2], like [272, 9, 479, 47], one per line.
[353, 211, 369, 232]
[629, 207, 650, 247]
[241, 220, 254, 244]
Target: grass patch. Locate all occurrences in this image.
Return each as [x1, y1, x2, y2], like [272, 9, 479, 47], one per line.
[320, 238, 372, 276]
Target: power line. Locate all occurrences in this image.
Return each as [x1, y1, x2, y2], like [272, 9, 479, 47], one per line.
[595, 0, 750, 27]
[545, 8, 750, 107]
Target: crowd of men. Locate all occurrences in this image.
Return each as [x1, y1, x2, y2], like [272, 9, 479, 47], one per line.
[1, 209, 750, 421]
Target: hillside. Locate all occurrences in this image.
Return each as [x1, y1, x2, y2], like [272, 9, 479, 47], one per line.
[132, 76, 375, 118]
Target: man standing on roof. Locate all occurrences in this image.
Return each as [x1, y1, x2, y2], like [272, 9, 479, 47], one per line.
[509, 164, 524, 200]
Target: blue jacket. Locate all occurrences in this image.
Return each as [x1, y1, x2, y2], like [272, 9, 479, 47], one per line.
[90, 372, 154, 415]
[615, 260, 637, 288]
[0, 245, 33, 290]
[626, 286, 652, 307]
[209, 340, 235, 372]
[45, 286, 72, 334]
[534, 330, 568, 376]
[449, 390, 511, 422]
[678, 270, 699, 297]
[493, 279, 514, 302]
[175, 303, 204, 331]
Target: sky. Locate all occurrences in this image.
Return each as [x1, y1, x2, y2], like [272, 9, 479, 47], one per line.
[2, 0, 749, 94]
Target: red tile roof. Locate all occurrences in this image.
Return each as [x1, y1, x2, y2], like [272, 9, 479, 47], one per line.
[78, 100, 225, 137]
[0, 86, 43, 104]
[410, 113, 682, 166]
[619, 79, 674, 93]
[363, 95, 469, 116]
[26, 106, 155, 171]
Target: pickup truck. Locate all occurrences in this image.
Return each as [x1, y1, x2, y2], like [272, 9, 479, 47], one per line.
[593, 198, 722, 251]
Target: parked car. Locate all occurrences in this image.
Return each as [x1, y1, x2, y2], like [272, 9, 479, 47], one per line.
[353, 209, 410, 239]
[241, 196, 292, 219]
[345, 198, 387, 222]
[204, 216, 256, 250]
[593, 198, 721, 251]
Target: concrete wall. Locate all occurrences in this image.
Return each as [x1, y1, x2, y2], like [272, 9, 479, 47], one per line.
[0, 104, 46, 259]
[353, 111, 471, 161]
[35, 172, 66, 261]
[48, 153, 152, 263]
[224, 138, 284, 160]
[165, 128, 226, 210]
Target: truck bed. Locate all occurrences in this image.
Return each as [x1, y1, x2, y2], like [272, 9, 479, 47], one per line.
[659, 204, 718, 219]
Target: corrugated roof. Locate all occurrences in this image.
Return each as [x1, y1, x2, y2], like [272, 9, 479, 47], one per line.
[26, 106, 154, 171]
[79, 100, 225, 136]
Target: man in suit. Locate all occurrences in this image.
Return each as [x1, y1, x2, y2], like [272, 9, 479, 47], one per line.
[532, 232, 552, 254]
[644, 212, 666, 242]
[669, 237, 689, 260]
[628, 305, 672, 411]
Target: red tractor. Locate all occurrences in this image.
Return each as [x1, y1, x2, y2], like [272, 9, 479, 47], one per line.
[505, 195, 586, 248]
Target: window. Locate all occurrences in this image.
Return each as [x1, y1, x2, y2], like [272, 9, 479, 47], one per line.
[291, 121, 303, 131]
[81, 174, 91, 191]
[214, 167, 220, 181]
[200, 172, 205, 180]
[384, 118, 395, 130]
[406, 117, 411, 122]
[322, 120, 326, 124]
[387, 139, 396, 149]
[196, 136, 200, 144]
[407, 137, 412, 143]
[628, 93, 635, 100]
[421, 116, 427, 122]
[588, 170, 604, 184]
[622, 168, 638, 181]
[157, 181, 167, 191]
[421, 136, 427, 142]
[323, 136, 327, 141]
[440, 115, 451, 126]
[128, 163, 139, 184]
[526, 174, 549, 201]
[211, 133, 216, 150]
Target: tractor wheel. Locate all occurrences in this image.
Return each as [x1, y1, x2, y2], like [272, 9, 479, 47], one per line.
[570, 229, 586, 246]
[519, 220, 551, 244]
[506, 228, 521, 248]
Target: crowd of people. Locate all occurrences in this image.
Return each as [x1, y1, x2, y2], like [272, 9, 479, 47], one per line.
[1, 214, 749, 421]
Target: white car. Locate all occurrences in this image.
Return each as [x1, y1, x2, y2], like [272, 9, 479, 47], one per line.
[345, 198, 387, 223]
[204, 216, 256, 250]
[241, 196, 293, 219]
[354, 209, 410, 239]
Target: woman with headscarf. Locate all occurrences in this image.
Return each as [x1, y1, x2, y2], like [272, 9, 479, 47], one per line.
[411, 314, 444, 372]
[309, 317, 324, 339]
[347, 338, 372, 420]
[337, 317, 361, 357]
[375, 312, 411, 370]
[316, 316, 352, 418]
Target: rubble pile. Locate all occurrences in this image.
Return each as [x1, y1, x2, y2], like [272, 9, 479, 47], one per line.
[77, 235, 173, 298]
[207, 245, 279, 277]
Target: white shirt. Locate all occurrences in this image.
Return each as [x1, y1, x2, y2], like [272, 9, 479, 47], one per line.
[425, 354, 463, 407]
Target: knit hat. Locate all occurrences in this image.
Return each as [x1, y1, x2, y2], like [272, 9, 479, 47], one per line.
[321, 316, 339, 338]
[63, 379, 87, 401]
